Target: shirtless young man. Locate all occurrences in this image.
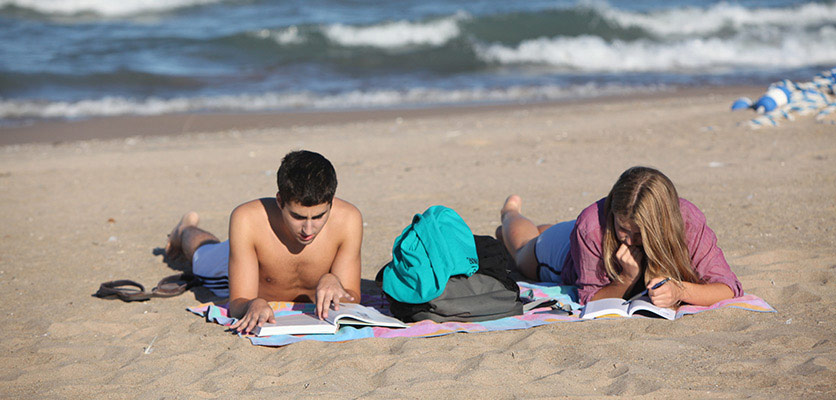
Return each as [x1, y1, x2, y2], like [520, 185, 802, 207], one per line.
[164, 150, 362, 334]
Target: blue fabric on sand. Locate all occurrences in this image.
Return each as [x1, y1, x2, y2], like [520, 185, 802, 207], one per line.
[382, 205, 479, 304]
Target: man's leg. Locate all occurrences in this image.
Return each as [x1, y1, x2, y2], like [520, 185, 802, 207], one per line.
[500, 195, 550, 280]
[165, 212, 220, 262]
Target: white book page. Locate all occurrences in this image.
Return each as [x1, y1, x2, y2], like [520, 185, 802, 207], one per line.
[580, 298, 630, 319]
[254, 313, 336, 336]
[326, 303, 407, 328]
[255, 304, 407, 336]
[626, 297, 677, 320]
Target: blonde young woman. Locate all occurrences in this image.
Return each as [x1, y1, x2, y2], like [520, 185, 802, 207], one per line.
[499, 166, 742, 307]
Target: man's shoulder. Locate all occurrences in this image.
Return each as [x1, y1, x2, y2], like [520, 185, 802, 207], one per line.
[232, 198, 270, 214]
[230, 198, 274, 226]
[332, 197, 360, 215]
[329, 197, 362, 231]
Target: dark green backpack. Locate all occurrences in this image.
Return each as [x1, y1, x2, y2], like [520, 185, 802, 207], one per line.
[377, 235, 523, 323]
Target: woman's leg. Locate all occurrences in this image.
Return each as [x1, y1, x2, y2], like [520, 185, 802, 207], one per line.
[500, 195, 551, 280]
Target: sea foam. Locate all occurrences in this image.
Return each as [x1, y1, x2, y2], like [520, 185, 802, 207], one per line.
[477, 25, 836, 71]
[596, 1, 836, 36]
[322, 13, 467, 48]
[0, 83, 667, 120]
[255, 26, 304, 45]
[0, 0, 220, 17]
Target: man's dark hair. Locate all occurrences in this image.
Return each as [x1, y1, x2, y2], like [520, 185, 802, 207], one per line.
[276, 150, 337, 207]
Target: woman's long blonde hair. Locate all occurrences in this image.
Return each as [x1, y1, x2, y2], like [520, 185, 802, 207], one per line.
[602, 167, 699, 286]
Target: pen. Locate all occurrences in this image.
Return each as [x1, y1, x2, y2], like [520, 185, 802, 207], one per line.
[622, 277, 671, 305]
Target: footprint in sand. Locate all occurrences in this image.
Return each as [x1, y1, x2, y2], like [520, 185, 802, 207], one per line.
[709, 318, 754, 333]
[607, 364, 630, 379]
[780, 283, 822, 303]
[767, 335, 822, 350]
[810, 268, 836, 286]
[604, 375, 661, 396]
[795, 357, 826, 376]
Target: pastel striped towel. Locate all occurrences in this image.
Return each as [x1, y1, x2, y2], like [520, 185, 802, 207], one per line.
[188, 282, 775, 347]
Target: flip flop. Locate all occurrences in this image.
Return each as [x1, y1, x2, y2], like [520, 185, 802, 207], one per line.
[94, 280, 152, 302]
[150, 273, 198, 297]
[93, 273, 200, 302]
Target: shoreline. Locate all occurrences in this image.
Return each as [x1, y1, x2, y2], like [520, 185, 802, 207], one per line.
[0, 85, 762, 146]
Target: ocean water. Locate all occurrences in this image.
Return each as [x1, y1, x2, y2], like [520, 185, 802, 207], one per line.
[1, 0, 834, 124]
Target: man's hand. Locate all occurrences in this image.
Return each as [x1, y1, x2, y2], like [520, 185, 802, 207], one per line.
[647, 277, 683, 308]
[315, 273, 355, 320]
[616, 243, 643, 281]
[229, 298, 275, 335]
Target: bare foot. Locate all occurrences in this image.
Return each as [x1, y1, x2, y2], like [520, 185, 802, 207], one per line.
[500, 195, 523, 220]
[495, 225, 504, 243]
[165, 212, 200, 258]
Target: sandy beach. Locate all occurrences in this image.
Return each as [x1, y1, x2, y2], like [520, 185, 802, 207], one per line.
[1, 87, 835, 398]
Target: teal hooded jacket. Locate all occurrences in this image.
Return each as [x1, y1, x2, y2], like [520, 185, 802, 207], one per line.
[382, 205, 479, 304]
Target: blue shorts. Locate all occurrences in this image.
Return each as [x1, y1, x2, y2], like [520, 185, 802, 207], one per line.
[534, 220, 575, 283]
[192, 240, 230, 297]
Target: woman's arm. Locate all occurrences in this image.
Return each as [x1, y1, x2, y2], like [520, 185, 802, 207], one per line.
[590, 277, 638, 301]
[590, 244, 643, 301]
[647, 277, 734, 308]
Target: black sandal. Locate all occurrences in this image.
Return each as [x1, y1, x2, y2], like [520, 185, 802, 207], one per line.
[93, 273, 199, 302]
[151, 273, 199, 297]
[94, 280, 152, 301]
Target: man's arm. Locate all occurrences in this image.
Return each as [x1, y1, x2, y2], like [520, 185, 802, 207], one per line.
[227, 204, 275, 333]
[315, 202, 362, 319]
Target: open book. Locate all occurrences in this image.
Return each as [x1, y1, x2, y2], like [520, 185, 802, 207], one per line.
[253, 303, 408, 337]
[580, 296, 677, 320]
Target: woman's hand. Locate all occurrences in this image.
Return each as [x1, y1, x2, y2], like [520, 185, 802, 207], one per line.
[615, 243, 643, 281]
[650, 280, 734, 307]
[589, 244, 645, 302]
[647, 277, 684, 308]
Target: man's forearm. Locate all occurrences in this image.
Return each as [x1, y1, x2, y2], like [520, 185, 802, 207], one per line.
[229, 297, 260, 319]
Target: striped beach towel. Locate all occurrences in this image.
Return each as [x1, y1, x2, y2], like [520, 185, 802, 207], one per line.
[740, 68, 836, 128]
[188, 282, 775, 347]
